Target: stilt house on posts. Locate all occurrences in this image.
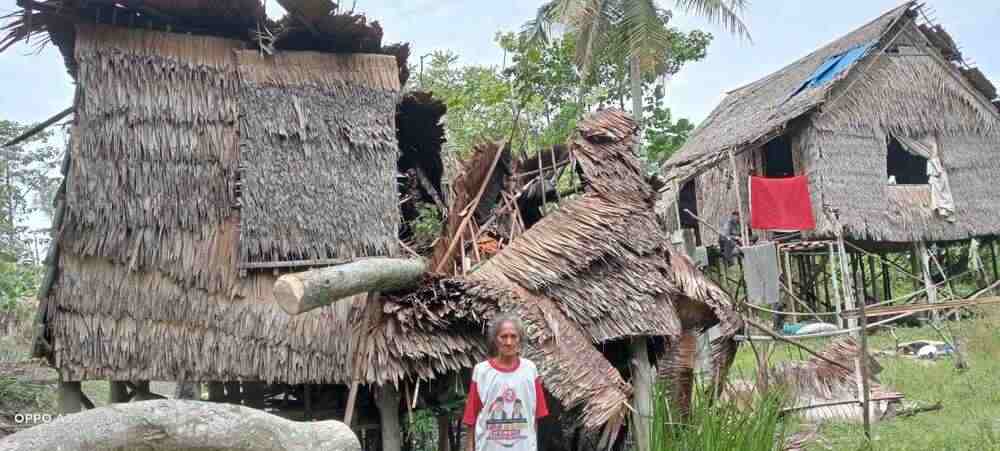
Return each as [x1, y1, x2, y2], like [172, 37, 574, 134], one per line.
[657, 2, 1000, 319]
[2, 0, 437, 429]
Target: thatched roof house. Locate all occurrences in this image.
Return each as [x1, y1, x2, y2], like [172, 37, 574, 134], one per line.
[3, 0, 423, 386]
[659, 1, 1000, 245]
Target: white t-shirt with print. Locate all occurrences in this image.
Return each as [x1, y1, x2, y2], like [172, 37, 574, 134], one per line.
[462, 357, 549, 451]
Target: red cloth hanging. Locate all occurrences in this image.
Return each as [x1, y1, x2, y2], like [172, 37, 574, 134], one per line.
[749, 176, 816, 230]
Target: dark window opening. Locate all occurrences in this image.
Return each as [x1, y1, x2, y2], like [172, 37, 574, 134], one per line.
[678, 179, 701, 246]
[763, 136, 795, 178]
[887, 136, 929, 184]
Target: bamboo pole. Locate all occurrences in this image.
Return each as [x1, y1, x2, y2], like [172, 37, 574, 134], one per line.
[915, 241, 939, 323]
[837, 237, 857, 330]
[829, 244, 844, 328]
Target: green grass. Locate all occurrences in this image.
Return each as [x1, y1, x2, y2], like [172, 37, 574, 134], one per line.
[650, 383, 788, 451]
[730, 308, 1000, 451]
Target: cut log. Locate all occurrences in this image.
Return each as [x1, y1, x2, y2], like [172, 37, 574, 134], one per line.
[0, 399, 361, 451]
[274, 258, 426, 315]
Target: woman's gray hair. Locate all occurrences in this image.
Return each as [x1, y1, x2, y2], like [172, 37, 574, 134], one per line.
[486, 313, 525, 355]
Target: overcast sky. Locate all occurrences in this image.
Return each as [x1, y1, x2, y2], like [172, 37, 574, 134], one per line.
[1, 0, 996, 128]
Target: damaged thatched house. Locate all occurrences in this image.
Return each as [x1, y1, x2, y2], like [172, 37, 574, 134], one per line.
[3, 0, 436, 417]
[659, 1, 1000, 246]
[657, 2, 1000, 318]
[5, 1, 741, 449]
[352, 110, 743, 450]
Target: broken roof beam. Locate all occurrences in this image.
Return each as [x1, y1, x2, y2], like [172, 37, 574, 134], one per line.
[3, 106, 73, 148]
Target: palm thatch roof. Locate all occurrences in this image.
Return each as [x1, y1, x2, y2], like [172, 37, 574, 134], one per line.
[662, 2, 917, 182]
[659, 1, 1000, 244]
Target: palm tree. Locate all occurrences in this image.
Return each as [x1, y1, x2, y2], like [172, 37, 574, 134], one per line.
[525, 0, 750, 130]
[525, 4, 749, 448]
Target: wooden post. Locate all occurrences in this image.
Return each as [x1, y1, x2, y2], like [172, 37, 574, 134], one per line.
[837, 237, 857, 329]
[727, 149, 750, 247]
[782, 249, 796, 314]
[867, 255, 881, 303]
[109, 381, 130, 403]
[916, 241, 939, 323]
[909, 246, 923, 295]
[629, 337, 653, 451]
[829, 244, 843, 328]
[224, 381, 240, 404]
[344, 382, 360, 426]
[304, 384, 313, 420]
[208, 382, 226, 402]
[855, 255, 873, 443]
[881, 252, 892, 303]
[58, 380, 83, 414]
[377, 384, 402, 451]
[990, 238, 999, 284]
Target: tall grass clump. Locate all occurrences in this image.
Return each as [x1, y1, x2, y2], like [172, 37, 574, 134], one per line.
[649, 383, 789, 451]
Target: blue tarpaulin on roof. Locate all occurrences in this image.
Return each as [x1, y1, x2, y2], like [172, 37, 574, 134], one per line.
[787, 41, 875, 100]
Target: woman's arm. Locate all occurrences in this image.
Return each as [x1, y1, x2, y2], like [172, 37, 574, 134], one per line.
[464, 425, 475, 451]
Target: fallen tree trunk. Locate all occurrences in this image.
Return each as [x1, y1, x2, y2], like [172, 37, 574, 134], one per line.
[0, 400, 360, 451]
[274, 258, 427, 315]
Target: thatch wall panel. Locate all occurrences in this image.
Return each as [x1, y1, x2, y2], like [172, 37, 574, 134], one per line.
[236, 50, 401, 263]
[51, 254, 356, 382]
[69, 25, 240, 290]
[806, 23, 1000, 242]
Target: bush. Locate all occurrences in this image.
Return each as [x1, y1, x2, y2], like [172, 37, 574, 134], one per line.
[649, 383, 788, 451]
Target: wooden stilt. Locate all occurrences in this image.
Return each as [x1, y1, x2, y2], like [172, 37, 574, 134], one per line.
[990, 238, 999, 284]
[629, 337, 653, 451]
[304, 384, 313, 420]
[916, 241, 939, 323]
[881, 252, 892, 303]
[344, 381, 360, 426]
[109, 381, 130, 403]
[208, 382, 226, 402]
[829, 244, 844, 328]
[224, 381, 240, 404]
[377, 384, 402, 451]
[58, 380, 83, 414]
[868, 255, 881, 303]
[836, 238, 857, 329]
[783, 250, 796, 314]
[821, 255, 831, 311]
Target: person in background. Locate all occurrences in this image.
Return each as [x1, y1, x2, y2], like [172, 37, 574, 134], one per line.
[462, 314, 549, 451]
[718, 210, 742, 265]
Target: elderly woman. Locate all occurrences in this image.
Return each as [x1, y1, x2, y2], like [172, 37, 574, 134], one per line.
[462, 314, 549, 451]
